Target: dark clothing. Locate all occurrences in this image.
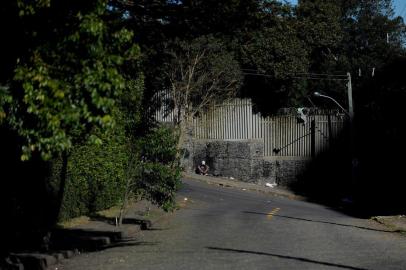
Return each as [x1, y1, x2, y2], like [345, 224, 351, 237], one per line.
[197, 164, 209, 175]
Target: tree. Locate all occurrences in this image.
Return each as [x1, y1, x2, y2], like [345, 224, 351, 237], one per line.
[9, 0, 139, 160]
[163, 36, 242, 156]
[295, 0, 405, 108]
[238, 24, 309, 113]
[296, 0, 343, 72]
[230, 2, 310, 113]
[3, 0, 140, 223]
[339, 0, 405, 87]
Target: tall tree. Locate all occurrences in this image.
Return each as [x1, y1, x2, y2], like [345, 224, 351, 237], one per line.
[6, 0, 139, 160]
[1, 0, 141, 223]
[163, 36, 242, 156]
[296, 0, 405, 108]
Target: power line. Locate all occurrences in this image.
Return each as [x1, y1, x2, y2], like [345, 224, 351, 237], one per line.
[290, 77, 348, 81]
[241, 69, 347, 78]
[241, 72, 348, 81]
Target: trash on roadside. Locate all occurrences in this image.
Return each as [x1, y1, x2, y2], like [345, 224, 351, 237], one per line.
[265, 182, 277, 188]
[230, 177, 234, 180]
[242, 188, 246, 191]
[184, 197, 188, 201]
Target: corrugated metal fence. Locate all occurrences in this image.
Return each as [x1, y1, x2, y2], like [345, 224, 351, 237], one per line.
[155, 98, 346, 157]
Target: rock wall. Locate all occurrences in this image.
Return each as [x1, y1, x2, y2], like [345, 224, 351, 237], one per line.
[187, 139, 311, 186]
[262, 156, 311, 186]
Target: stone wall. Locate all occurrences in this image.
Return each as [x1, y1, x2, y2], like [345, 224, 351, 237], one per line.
[186, 139, 311, 186]
[262, 156, 311, 186]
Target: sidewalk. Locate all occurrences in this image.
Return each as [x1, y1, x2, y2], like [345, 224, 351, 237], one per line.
[371, 215, 406, 234]
[182, 173, 304, 201]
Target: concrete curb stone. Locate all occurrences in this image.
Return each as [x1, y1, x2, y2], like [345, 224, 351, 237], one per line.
[6, 201, 168, 270]
[9, 253, 56, 270]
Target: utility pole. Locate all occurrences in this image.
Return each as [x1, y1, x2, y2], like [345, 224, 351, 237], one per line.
[347, 72, 354, 121]
[347, 72, 357, 196]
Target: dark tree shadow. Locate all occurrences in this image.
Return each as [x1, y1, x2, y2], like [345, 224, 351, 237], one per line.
[51, 228, 159, 252]
[289, 57, 406, 218]
[206, 246, 370, 270]
[242, 211, 397, 233]
[89, 214, 153, 230]
[0, 127, 56, 256]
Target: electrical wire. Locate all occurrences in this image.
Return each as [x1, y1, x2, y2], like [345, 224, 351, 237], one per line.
[241, 72, 348, 81]
[241, 69, 347, 78]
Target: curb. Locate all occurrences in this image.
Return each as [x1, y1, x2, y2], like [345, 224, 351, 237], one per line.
[3, 206, 168, 270]
[3, 250, 79, 270]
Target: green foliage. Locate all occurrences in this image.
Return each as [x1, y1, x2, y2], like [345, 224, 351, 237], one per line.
[45, 74, 145, 221]
[7, 0, 140, 161]
[50, 109, 129, 221]
[235, 8, 309, 112]
[297, 0, 343, 51]
[119, 77, 145, 143]
[0, 85, 12, 123]
[16, 0, 51, 16]
[136, 126, 181, 211]
[46, 82, 181, 220]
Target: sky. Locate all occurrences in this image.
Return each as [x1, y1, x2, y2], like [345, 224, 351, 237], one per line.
[285, 0, 406, 19]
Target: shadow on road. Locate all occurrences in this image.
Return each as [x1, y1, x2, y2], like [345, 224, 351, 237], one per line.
[206, 246, 370, 270]
[242, 211, 395, 233]
[51, 228, 159, 252]
[89, 214, 153, 230]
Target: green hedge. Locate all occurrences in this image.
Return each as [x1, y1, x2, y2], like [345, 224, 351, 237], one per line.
[49, 113, 129, 221]
[50, 123, 181, 221]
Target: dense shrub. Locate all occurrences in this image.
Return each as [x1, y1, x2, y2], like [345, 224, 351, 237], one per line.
[47, 119, 181, 220]
[48, 110, 129, 221]
[136, 125, 182, 211]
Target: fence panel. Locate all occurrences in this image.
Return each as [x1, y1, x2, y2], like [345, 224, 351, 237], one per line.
[154, 97, 346, 157]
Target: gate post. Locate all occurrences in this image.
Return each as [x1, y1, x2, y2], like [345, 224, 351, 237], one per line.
[311, 119, 316, 158]
[327, 114, 333, 146]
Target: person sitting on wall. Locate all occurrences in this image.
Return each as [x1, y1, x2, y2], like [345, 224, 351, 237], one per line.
[197, 161, 209, 176]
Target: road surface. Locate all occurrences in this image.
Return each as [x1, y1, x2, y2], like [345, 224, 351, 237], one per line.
[57, 178, 406, 270]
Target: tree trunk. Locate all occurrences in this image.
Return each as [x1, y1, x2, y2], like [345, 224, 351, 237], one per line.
[176, 114, 192, 161]
[118, 152, 137, 227]
[53, 151, 68, 224]
[118, 176, 132, 227]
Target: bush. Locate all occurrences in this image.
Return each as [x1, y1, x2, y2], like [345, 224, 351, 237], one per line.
[48, 110, 129, 221]
[48, 120, 181, 220]
[136, 125, 181, 211]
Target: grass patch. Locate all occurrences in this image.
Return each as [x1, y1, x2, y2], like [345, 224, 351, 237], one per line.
[58, 216, 90, 228]
[97, 205, 122, 219]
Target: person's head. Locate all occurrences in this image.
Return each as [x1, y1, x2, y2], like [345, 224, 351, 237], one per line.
[201, 161, 205, 165]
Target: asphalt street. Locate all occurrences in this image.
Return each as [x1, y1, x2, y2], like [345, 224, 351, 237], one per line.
[57, 178, 406, 270]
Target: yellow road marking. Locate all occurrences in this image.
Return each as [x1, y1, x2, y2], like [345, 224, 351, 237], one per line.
[267, 208, 280, 220]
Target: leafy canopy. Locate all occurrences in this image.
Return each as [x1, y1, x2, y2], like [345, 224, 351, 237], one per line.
[7, 0, 140, 160]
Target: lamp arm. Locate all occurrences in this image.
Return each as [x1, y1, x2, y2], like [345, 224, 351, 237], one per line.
[318, 94, 350, 116]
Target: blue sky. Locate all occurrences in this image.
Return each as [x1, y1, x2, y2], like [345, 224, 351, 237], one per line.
[285, 0, 406, 19]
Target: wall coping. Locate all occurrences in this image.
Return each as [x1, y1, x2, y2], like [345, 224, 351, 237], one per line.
[193, 139, 263, 143]
[263, 156, 312, 161]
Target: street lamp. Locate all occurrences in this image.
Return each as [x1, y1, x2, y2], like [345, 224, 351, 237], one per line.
[313, 92, 349, 116]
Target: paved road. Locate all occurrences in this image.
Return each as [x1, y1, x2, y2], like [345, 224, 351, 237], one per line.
[57, 179, 406, 270]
